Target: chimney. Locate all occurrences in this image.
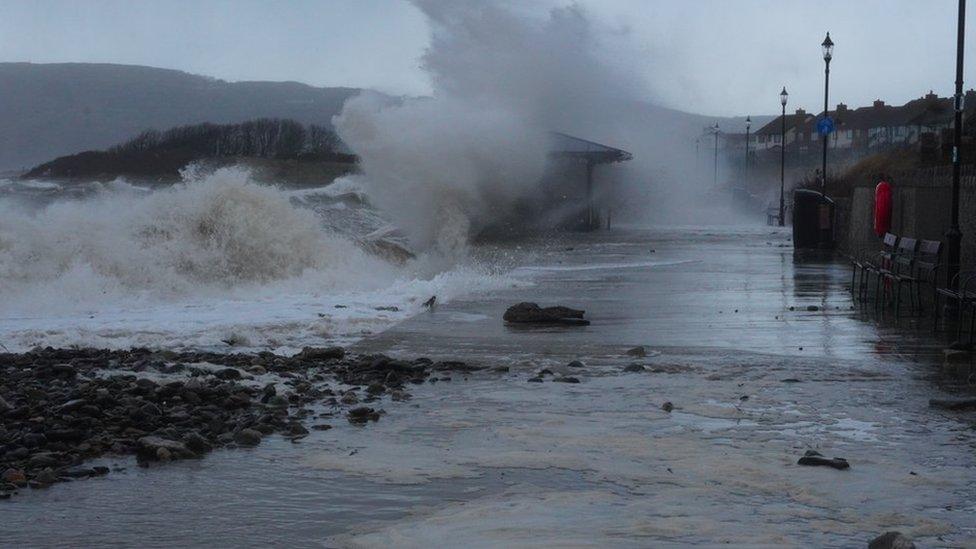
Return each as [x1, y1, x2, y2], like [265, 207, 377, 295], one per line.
[925, 90, 938, 101]
[873, 99, 885, 108]
[794, 108, 806, 117]
[836, 103, 848, 113]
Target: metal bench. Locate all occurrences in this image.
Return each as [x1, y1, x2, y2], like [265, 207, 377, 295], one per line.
[879, 236, 918, 315]
[935, 271, 976, 344]
[853, 232, 898, 303]
[892, 239, 942, 314]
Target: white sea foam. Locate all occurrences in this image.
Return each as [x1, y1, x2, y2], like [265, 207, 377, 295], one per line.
[0, 167, 525, 352]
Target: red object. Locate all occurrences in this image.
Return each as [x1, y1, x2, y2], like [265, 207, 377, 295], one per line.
[874, 180, 892, 237]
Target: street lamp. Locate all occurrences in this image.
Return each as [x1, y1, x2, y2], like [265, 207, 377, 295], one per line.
[820, 32, 833, 196]
[779, 87, 788, 227]
[712, 123, 720, 186]
[744, 115, 751, 174]
[947, 0, 966, 294]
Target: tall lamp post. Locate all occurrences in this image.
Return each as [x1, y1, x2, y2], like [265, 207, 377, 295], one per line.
[712, 123, 720, 186]
[779, 87, 788, 226]
[820, 32, 834, 196]
[948, 0, 966, 291]
[744, 115, 751, 174]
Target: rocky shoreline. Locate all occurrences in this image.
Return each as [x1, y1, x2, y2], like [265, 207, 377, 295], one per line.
[0, 346, 480, 499]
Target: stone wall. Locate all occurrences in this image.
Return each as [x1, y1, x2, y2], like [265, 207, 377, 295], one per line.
[842, 165, 976, 285]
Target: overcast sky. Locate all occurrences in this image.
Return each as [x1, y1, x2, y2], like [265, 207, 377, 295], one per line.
[0, 0, 970, 116]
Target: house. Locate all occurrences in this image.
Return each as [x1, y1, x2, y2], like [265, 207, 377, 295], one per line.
[752, 109, 813, 152]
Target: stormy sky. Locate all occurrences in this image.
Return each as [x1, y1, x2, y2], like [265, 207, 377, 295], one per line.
[0, 0, 968, 117]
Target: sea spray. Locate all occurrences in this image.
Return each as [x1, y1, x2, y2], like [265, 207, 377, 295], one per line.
[0, 167, 399, 312]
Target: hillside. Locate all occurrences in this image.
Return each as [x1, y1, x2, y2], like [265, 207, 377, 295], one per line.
[22, 118, 357, 183]
[0, 62, 359, 171]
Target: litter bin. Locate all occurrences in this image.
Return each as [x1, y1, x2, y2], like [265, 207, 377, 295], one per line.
[792, 189, 835, 249]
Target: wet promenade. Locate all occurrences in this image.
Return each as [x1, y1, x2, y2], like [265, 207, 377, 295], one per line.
[5, 226, 975, 547]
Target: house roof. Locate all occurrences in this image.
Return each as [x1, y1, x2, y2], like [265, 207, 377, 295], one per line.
[755, 112, 812, 135]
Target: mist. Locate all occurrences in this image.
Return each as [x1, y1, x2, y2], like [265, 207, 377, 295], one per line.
[335, 1, 718, 253]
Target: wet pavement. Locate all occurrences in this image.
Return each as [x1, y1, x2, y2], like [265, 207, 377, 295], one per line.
[4, 226, 976, 547]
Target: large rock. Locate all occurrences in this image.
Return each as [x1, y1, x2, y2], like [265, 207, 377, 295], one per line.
[868, 531, 915, 549]
[503, 303, 590, 325]
[234, 429, 263, 447]
[137, 436, 194, 462]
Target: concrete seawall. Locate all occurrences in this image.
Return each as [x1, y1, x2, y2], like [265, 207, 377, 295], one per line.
[840, 165, 976, 284]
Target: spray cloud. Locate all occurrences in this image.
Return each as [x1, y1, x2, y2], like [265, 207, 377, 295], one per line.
[335, 1, 659, 252]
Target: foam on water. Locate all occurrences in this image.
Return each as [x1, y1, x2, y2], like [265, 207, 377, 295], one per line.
[0, 168, 525, 352]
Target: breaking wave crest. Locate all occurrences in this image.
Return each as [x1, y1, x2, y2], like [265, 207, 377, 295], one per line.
[0, 168, 401, 312]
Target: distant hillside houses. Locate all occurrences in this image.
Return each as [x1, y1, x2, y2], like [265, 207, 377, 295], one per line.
[709, 90, 976, 169]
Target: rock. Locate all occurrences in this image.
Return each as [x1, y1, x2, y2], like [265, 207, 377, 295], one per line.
[661, 402, 674, 413]
[806, 305, 820, 311]
[311, 424, 333, 431]
[214, 368, 242, 380]
[4, 447, 29, 460]
[34, 468, 57, 486]
[2, 469, 27, 487]
[567, 360, 585, 368]
[246, 365, 267, 375]
[366, 383, 386, 395]
[623, 364, 645, 372]
[340, 391, 359, 405]
[267, 395, 289, 408]
[797, 450, 849, 470]
[234, 429, 263, 447]
[929, 398, 976, 410]
[347, 407, 380, 424]
[503, 302, 590, 325]
[868, 531, 915, 549]
[28, 452, 61, 469]
[554, 376, 580, 383]
[137, 436, 193, 461]
[626, 346, 646, 357]
[46, 428, 88, 442]
[527, 377, 544, 383]
[260, 383, 276, 403]
[296, 346, 346, 361]
[183, 432, 213, 455]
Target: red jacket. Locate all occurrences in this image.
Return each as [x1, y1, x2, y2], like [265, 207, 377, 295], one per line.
[874, 180, 892, 237]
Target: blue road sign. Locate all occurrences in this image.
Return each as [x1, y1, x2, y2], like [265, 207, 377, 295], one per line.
[817, 116, 834, 136]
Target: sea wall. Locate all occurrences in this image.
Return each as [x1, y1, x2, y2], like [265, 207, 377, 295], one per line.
[842, 165, 976, 284]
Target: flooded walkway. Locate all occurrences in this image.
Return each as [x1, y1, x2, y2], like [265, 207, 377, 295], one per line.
[5, 226, 975, 547]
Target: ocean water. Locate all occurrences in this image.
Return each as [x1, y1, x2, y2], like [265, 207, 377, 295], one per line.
[0, 168, 526, 353]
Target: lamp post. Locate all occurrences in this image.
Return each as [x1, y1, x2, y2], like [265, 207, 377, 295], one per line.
[745, 115, 751, 174]
[947, 0, 966, 292]
[779, 87, 788, 227]
[820, 32, 834, 196]
[712, 123, 720, 186]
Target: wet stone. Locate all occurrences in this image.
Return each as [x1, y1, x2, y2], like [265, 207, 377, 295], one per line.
[797, 450, 849, 470]
[868, 531, 916, 549]
[234, 429, 263, 447]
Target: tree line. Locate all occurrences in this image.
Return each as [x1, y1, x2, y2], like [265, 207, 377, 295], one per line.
[109, 119, 346, 160]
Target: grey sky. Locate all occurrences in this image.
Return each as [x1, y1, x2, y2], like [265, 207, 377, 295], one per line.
[0, 0, 970, 117]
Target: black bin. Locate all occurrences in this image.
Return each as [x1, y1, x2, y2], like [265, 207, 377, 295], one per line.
[792, 189, 835, 249]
